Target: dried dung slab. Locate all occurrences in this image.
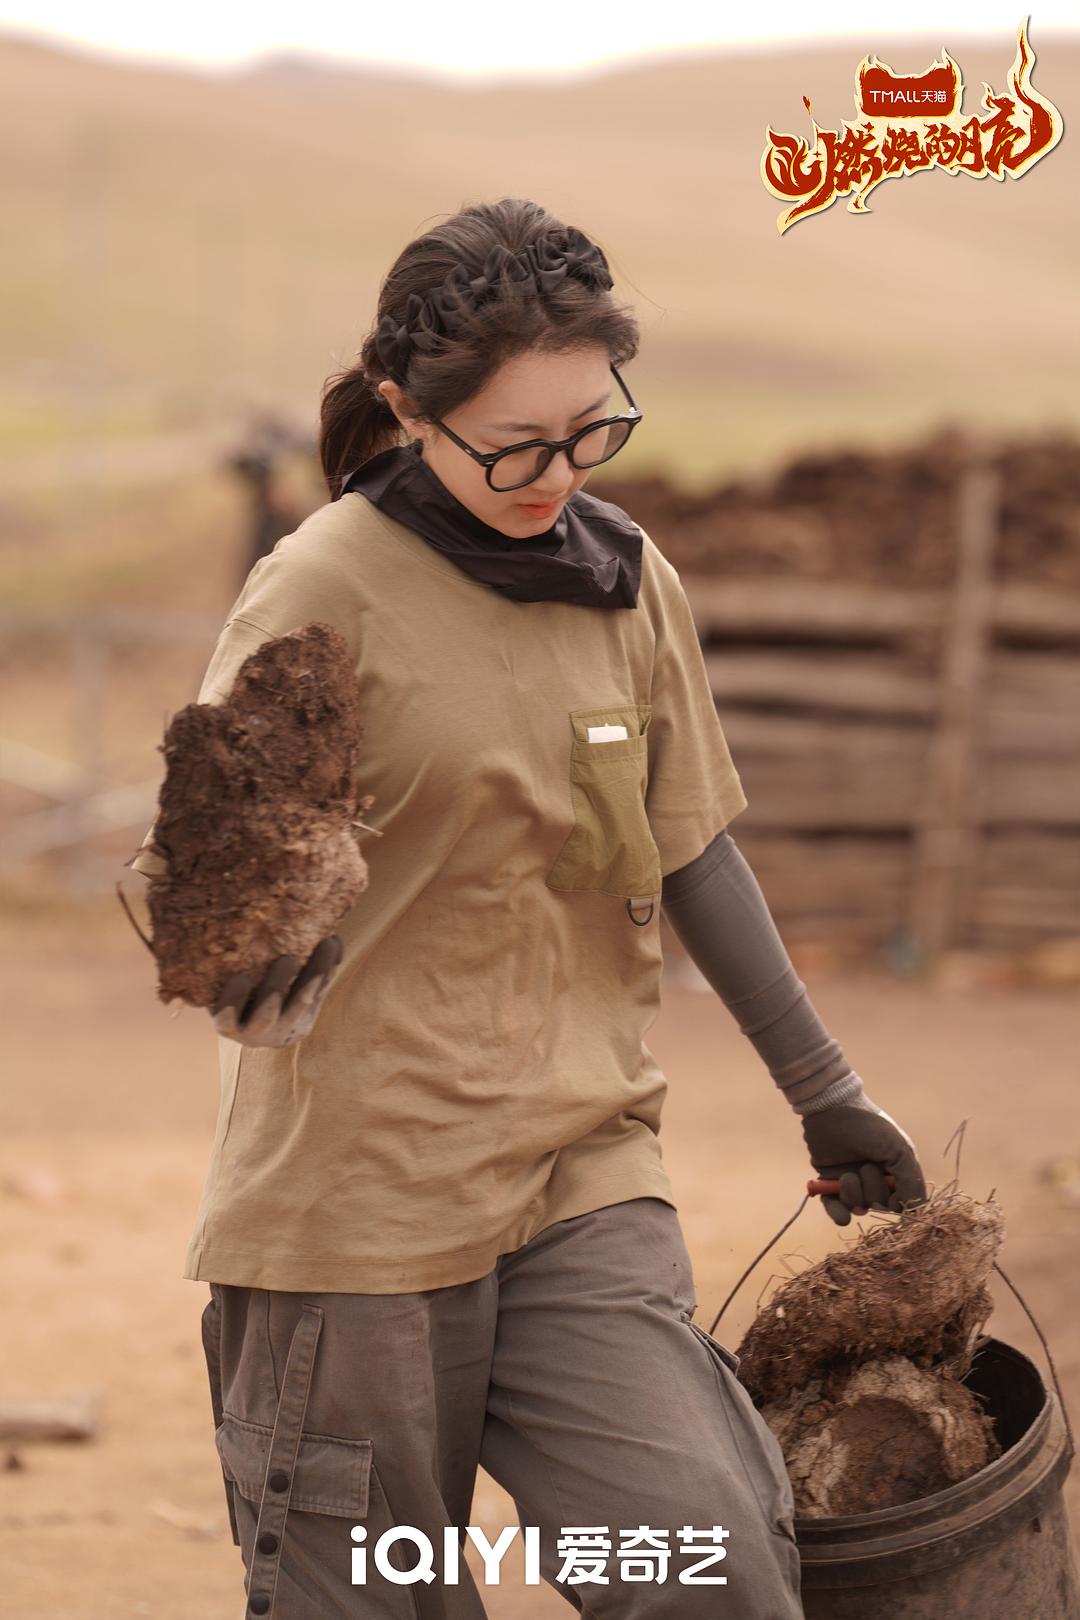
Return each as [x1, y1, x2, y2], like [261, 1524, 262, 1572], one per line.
[761, 1356, 1000, 1516]
[141, 622, 373, 1009]
[593, 428, 1080, 586]
[734, 1190, 1006, 1516]
[735, 1190, 1004, 1405]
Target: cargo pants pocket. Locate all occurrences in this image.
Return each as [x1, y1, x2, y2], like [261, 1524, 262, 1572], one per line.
[213, 1299, 419, 1619]
[685, 1314, 742, 1375]
[215, 1415, 373, 1519]
[683, 1314, 799, 1551]
[545, 704, 663, 902]
[216, 1415, 382, 1617]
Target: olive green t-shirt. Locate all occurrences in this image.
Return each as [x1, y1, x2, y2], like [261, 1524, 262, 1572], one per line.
[130, 490, 748, 1292]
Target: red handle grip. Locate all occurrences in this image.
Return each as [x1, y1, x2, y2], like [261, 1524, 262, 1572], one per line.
[807, 1173, 897, 1197]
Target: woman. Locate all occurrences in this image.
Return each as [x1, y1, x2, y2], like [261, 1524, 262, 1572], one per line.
[132, 198, 925, 1619]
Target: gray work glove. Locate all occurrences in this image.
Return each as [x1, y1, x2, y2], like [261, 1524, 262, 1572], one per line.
[801, 1098, 927, 1226]
[210, 935, 343, 1048]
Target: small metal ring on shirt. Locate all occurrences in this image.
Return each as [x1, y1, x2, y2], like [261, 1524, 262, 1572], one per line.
[626, 897, 655, 926]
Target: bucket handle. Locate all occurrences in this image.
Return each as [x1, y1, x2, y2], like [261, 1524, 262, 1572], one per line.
[991, 1260, 1074, 1460]
[708, 1196, 1074, 1460]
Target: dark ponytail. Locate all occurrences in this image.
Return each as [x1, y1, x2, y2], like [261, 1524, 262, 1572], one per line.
[319, 363, 400, 500]
[318, 197, 639, 501]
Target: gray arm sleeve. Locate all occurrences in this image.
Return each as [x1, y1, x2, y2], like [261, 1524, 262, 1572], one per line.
[660, 829, 866, 1115]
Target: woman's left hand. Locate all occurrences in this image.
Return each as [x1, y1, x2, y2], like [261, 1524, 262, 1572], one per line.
[801, 1099, 927, 1226]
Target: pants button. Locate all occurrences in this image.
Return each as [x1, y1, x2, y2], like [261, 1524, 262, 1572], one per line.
[268, 1470, 290, 1492]
[249, 1595, 271, 1616]
[257, 1532, 280, 1555]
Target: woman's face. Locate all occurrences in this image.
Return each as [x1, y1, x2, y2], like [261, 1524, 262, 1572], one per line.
[379, 344, 616, 537]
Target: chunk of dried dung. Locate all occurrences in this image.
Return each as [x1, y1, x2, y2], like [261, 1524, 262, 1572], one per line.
[140, 622, 374, 1009]
[761, 1356, 1000, 1516]
[736, 1189, 1004, 1403]
[734, 1189, 1006, 1515]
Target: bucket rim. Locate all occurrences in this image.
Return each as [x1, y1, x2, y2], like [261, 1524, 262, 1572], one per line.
[793, 1338, 1077, 1587]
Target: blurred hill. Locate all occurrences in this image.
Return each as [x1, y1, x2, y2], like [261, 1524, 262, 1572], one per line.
[2, 27, 1078, 490]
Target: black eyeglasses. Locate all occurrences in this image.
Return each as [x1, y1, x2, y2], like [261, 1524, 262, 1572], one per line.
[433, 364, 642, 493]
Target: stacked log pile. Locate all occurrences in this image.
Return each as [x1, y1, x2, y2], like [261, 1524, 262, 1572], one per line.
[594, 428, 1080, 956]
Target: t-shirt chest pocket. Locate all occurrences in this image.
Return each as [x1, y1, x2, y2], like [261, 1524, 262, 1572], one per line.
[545, 704, 663, 903]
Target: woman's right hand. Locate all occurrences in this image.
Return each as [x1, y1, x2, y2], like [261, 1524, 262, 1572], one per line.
[210, 935, 344, 1048]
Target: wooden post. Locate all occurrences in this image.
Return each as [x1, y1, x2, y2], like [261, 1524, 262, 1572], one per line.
[908, 449, 1001, 961]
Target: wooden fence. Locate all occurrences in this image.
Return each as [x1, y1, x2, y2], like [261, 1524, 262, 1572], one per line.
[682, 460, 1080, 956]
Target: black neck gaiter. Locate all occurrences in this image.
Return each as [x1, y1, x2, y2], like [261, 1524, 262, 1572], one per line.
[340, 441, 642, 610]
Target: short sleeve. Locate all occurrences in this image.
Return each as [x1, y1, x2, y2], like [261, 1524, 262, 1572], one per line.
[127, 509, 364, 881]
[642, 534, 748, 876]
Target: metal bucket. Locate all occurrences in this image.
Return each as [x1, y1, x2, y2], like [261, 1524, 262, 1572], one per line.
[795, 1335, 1080, 1619]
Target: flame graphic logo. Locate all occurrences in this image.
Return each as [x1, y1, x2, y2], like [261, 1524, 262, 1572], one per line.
[761, 16, 1063, 234]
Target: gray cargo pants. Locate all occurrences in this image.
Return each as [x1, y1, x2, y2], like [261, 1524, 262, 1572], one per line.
[200, 1196, 803, 1618]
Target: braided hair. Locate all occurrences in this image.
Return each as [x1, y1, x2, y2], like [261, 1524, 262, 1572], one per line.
[319, 198, 639, 500]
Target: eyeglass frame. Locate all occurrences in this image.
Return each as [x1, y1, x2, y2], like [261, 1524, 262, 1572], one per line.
[431, 363, 642, 492]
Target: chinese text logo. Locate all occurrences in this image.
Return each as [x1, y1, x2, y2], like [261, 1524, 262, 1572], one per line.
[761, 16, 1062, 233]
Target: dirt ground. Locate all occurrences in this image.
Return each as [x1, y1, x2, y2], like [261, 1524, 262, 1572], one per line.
[2, 899, 1078, 1620]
